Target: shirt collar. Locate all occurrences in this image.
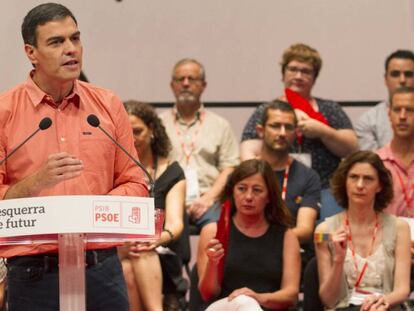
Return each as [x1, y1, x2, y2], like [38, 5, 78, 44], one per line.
[173, 104, 204, 125]
[25, 71, 80, 109]
[379, 144, 408, 170]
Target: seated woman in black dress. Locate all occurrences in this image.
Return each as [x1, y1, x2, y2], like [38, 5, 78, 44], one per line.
[119, 101, 186, 311]
[197, 159, 301, 310]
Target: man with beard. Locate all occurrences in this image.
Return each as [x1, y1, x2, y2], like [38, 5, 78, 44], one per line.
[161, 59, 239, 228]
[257, 100, 320, 244]
[257, 101, 320, 276]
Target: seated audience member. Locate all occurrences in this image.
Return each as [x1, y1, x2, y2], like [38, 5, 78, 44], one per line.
[197, 159, 301, 311]
[355, 50, 414, 150]
[376, 86, 414, 292]
[315, 151, 411, 310]
[161, 58, 239, 230]
[240, 43, 358, 221]
[376, 86, 414, 217]
[256, 100, 320, 267]
[257, 100, 320, 242]
[119, 101, 186, 311]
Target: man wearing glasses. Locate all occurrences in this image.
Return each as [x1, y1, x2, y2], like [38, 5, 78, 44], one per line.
[355, 50, 414, 150]
[161, 59, 239, 229]
[256, 100, 320, 273]
[256, 100, 320, 244]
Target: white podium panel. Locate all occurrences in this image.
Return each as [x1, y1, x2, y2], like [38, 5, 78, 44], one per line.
[0, 195, 160, 311]
[0, 195, 160, 245]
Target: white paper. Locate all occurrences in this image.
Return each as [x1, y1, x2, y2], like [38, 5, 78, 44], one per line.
[290, 153, 312, 168]
[184, 167, 200, 204]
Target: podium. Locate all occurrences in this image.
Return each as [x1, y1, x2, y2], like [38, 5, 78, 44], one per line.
[0, 195, 160, 311]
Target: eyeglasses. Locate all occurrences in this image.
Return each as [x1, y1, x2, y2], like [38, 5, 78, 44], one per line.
[172, 76, 203, 83]
[285, 66, 314, 77]
[266, 122, 295, 132]
[389, 70, 414, 78]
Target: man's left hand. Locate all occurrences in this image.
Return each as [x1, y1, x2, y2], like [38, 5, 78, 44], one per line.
[188, 195, 214, 221]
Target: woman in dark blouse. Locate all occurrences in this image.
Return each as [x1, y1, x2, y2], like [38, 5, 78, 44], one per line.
[197, 159, 300, 310]
[119, 101, 186, 311]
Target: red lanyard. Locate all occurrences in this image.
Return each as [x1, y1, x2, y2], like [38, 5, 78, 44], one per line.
[172, 109, 205, 165]
[281, 160, 291, 201]
[344, 213, 379, 288]
[394, 168, 414, 213]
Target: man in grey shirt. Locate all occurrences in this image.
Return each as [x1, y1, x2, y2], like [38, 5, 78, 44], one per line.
[355, 50, 414, 150]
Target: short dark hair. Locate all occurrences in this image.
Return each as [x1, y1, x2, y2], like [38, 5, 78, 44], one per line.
[385, 50, 414, 72]
[221, 159, 294, 228]
[261, 100, 297, 126]
[390, 86, 414, 106]
[123, 100, 172, 158]
[330, 151, 393, 212]
[22, 3, 77, 46]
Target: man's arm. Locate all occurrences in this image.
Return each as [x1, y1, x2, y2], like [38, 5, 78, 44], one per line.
[106, 96, 148, 197]
[190, 118, 239, 220]
[240, 139, 262, 161]
[292, 207, 317, 243]
[240, 105, 266, 160]
[292, 166, 320, 243]
[354, 108, 380, 151]
[190, 167, 234, 220]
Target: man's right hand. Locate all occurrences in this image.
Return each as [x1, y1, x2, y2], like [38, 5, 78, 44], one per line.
[4, 152, 84, 200]
[33, 152, 84, 190]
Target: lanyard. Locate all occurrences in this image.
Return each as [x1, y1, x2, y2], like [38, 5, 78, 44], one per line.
[344, 213, 379, 288]
[281, 159, 291, 201]
[394, 167, 414, 212]
[151, 155, 158, 181]
[172, 110, 204, 165]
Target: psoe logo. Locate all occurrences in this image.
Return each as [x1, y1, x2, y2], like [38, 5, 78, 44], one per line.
[128, 207, 141, 224]
[93, 202, 121, 228]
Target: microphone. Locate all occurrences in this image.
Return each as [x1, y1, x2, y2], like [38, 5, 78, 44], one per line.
[87, 114, 154, 197]
[0, 117, 53, 166]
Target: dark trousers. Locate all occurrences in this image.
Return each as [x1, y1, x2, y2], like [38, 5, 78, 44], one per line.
[6, 248, 129, 311]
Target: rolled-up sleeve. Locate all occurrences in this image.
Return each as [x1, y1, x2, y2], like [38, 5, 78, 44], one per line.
[107, 96, 148, 197]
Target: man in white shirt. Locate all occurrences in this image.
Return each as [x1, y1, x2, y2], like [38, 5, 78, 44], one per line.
[355, 50, 414, 150]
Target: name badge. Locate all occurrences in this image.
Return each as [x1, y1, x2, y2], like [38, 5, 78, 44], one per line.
[349, 287, 381, 305]
[184, 168, 200, 204]
[290, 153, 312, 168]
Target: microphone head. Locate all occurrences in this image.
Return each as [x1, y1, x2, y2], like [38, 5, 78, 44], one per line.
[39, 117, 52, 130]
[87, 114, 100, 127]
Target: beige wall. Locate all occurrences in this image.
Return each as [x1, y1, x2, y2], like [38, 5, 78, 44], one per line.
[2, 0, 414, 104]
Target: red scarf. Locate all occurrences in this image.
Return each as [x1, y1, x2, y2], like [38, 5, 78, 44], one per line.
[285, 88, 329, 125]
[215, 200, 231, 284]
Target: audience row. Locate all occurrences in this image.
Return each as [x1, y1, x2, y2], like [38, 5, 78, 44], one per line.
[116, 44, 414, 310]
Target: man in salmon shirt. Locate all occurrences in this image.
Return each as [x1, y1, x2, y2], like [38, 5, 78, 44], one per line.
[0, 3, 148, 310]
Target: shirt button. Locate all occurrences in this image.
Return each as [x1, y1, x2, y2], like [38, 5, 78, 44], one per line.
[60, 137, 66, 142]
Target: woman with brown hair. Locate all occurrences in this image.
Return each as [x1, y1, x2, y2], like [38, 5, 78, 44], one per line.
[197, 159, 301, 310]
[315, 151, 411, 310]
